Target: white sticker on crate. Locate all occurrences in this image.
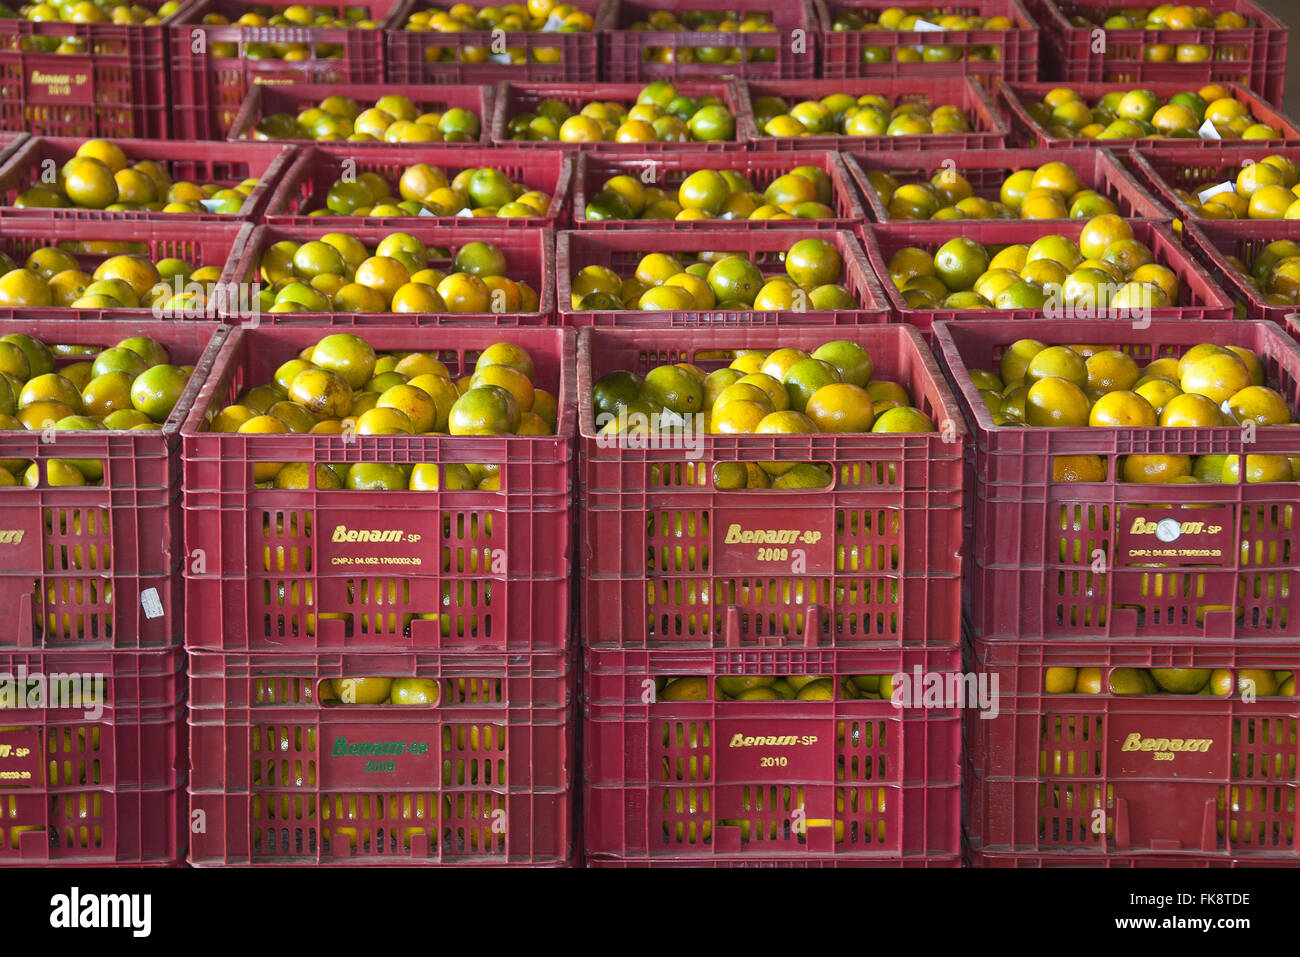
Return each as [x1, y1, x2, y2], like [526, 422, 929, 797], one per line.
[1197, 181, 1237, 203]
[140, 588, 164, 620]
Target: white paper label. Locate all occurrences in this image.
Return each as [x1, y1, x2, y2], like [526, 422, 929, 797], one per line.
[140, 587, 164, 620]
[913, 18, 944, 31]
[1197, 181, 1236, 203]
[1198, 118, 1222, 140]
[489, 52, 513, 64]
[418, 206, 436, 216]
[542, 11, 565, 31]
[455, 207, 474, 217]
[199, 198, 224, 212]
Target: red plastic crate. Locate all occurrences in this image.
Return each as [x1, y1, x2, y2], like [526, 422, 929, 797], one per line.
[386, 0, 612, 85]
[0, 5, 179, 140]
[998, 79, 1300, 150]
[934, 318, 1300, 642]
[225, 223, 555, 325]
[1127, 145, 1300, 225]
[737, 77, 1010, 152]
[860, 220, 1233, 333]
[170, 0, 405, 142]
[0, 136, 295, 224]
[0, 647, 186, 866]
[0, 218, 250, 323]
[187, 648, 574, 866]
[263, 144, 571, 228]
[559, 229, 889, 327]
[226, 81, 493, 146]
[1037, 0, 1287, 106]
[578, 325, 965, 649]
[1183, 221, 1300, 324]
[602, 0, 817, 83]
[0, 321, 226, 649]
[181, 325, 575, 654]
[966, 637, 1300, 861]
[816, 0, 1039, 88]
[846, 147, 1173, 223]
[490, 80, 747, 152]
[572, 150, 866, 231]
[583, 646, 961, 864]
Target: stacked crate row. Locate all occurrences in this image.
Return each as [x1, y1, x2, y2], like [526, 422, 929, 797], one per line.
[3, 0, 1291, 146]
[180, 324, 579, 866]
[0, 319, 227, 866]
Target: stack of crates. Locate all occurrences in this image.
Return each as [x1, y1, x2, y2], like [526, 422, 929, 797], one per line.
[578, 325, 967, 866]
[180, 324, 578, 866]
[936, 318, 1300, 866]
[0, 320, 226, 866]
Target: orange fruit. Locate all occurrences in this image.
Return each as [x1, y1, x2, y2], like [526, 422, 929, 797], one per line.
[804, 383, 873, 432]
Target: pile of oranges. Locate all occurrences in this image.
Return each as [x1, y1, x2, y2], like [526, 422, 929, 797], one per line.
[1173, 155, 1300, 220]
[251, 93, 481, 144]
[592, 339, 936, 490]
[256, 236, 539, 315]
[504, 82, 735, 144]
[320, 163, 551, 219]
[753, 92, 974, 138]
[865, 159, 1120, 221]
[12, 139, 258, 215]
[886, 214, 1176, 312]
[0, 333, 191, 486]
[585, 164, 836, 222]
[403, 0, 596, 65]
[571, 239, 857, 313]
[211, 334, 556, 491]
[1025, 85, 1282, 140]
[201, 4, 381, 61]
[827, 6, 1020, 65]
[0, 247, 224, 311]
[971, 339, 1299, 484]
[1221, 238, 1300, 307]
[628, 9, 778, 66]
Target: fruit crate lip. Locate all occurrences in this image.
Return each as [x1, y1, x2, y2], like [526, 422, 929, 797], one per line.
[0, 137, 296, 225]
[224, 223, 556, 324]
[588, 853, 963, 867]
[997, 79, 1300, 150]
[845, 146, 1174, 223]
[735, 76, 1010, 151]
[186, 648, 573, 716]
[813, 0, 1040, 38]
[860, 219, 1234, 327]
[570, 149, 867, 231]
[180, 323, 576, 453]
[575, 322, 967, 449]
[971, 850, 1296, 867]
[173, 0, 408, 35]
[262, 143, 572, 228]
[1037, 0, 1286, 41]
[0, 320, 226, 462]
[0, 219, 250, 323]
[1184, 221, 1300, 324]
[1129, 144, 1300, 222]
[488, 80, 747, 152]
[556, 227, 892, 326]
[225, 82, 495, 146]
[0, 646, 186, 711]
[933, 316, 1300, 456]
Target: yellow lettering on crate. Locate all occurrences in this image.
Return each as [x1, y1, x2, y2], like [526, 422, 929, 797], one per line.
[0, 529, 24, 544]
[1121, 732, 1214, 754]
[728, 733, 818, 747]
[331, 524, 405, 543]
[724, 524, 821, 545]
